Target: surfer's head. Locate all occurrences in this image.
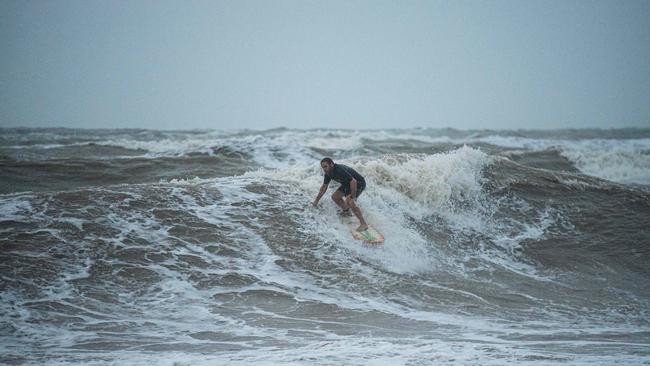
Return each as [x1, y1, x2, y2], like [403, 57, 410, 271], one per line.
[320, 157, 334, 175]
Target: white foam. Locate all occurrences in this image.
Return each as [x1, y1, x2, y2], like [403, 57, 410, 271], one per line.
[359, 145, 489, 211]
[38, 332, 650, 366]
[475, 207, 559, 280]
[97, 136, 219, 157]
[6, 143, 70, 149]
[0, 195, 34, 221]
[466, 135, 650, 185]
[559, 139, 650, 185]
[301, 130, 364, 150]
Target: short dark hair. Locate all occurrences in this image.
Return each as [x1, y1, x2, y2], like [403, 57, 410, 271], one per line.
[320, 157, 334, 165]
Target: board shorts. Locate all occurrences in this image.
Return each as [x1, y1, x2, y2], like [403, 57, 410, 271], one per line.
[337, 181, 365, 198]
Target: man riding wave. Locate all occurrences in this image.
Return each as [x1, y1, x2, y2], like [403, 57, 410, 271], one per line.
[312, 157, 369, 232]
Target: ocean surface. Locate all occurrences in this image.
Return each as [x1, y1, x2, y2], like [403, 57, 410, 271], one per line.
[1, 127, 649, 365]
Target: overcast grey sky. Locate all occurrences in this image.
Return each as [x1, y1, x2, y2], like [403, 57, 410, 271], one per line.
[1, 0, 649, 130]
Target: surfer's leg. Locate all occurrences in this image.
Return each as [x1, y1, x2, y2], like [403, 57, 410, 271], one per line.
[331, 190, 348, 211]
[346, 196, 368, 231]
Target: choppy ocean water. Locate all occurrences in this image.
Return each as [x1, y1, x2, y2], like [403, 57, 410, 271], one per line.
[1, 127, 649, 365]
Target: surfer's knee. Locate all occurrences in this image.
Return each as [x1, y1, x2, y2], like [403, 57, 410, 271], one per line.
[331, 191, 341, 202]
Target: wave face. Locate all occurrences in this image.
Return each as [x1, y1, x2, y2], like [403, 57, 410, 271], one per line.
[1, 127, 649, 365]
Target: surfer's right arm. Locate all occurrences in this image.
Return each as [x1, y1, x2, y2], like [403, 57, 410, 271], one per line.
[312, 184, 328, 207]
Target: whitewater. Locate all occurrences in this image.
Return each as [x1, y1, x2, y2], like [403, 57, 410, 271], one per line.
[1, 127, 649, 365]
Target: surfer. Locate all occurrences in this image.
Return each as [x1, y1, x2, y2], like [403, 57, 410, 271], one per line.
[312, 157, 369, 232]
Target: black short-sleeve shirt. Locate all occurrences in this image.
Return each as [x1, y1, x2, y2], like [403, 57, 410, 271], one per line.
[323, 164, 366, 187]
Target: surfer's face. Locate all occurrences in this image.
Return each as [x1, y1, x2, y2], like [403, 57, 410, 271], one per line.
[321, 161, 333, 175]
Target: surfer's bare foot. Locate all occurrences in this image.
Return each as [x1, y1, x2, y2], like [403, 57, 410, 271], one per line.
[356, 224, 368, 232]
